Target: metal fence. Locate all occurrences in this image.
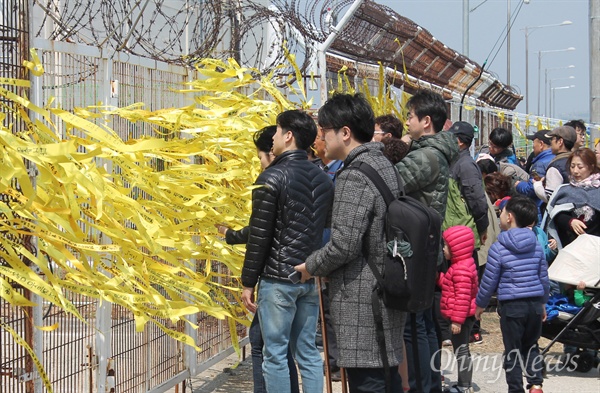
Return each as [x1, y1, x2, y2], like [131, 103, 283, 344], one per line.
[1, 38, 249, 393]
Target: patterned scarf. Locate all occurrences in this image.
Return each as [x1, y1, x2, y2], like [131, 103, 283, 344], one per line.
[570, 172, 600, 189]
[567, 173, 600, 221]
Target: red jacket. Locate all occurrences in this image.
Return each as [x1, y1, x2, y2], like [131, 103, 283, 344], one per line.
[438, 225, 479, 324]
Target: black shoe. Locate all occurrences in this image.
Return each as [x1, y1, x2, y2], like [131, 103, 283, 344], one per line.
[315, 332, 323, 349]
[330, 370, 342, 382]
[323, 364, 340, 374]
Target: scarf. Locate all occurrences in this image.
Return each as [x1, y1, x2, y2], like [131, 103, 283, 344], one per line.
[570, 172, 600, 189]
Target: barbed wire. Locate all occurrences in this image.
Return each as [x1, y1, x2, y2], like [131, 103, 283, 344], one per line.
[32, 0, 349, 76]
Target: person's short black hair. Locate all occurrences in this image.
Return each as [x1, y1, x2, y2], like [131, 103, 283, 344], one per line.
[375, 114, 403, 139]
[477, 158, 498, 176]
[504, 195, 538, 227]
[406, 89, 447, 133]
[565, 119, 586, 133]
[253, 125, 277, 153]
[489, 127, 513, 149]
[276, 110, 317, 151]
[318, 93, 375, 143]
[562, 137, 575, 151]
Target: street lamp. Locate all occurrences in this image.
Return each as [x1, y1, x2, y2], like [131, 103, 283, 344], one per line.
[551, 85, 575, 118]
[547, 75, 575, 116]
[537, 47, 576, 115]
[521, 20, 572, 113]
[544, 65, 575, 114]
[507, 0, 532, 86]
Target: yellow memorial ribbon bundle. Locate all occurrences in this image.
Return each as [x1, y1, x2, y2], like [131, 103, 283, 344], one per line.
[0, 53, 302, 390]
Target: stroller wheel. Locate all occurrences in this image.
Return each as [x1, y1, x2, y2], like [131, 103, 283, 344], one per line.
[575, 351, 595, 373]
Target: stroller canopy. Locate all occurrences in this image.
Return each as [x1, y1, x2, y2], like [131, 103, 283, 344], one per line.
[548, 234, 600, 288]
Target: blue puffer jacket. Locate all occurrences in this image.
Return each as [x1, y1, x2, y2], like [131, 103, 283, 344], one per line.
[476, 227, 550, 308]
[515, 149, 554, 197]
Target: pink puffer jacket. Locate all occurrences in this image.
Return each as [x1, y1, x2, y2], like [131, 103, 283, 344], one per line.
[438, 225, 479, 325]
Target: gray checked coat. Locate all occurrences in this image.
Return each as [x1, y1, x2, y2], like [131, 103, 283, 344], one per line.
[305, 142, 406, 368]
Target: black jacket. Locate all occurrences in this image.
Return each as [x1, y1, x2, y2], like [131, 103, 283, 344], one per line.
[241, 150, 334, 287]
[225, 226, 249, 245]
[450, 148, 489, 235]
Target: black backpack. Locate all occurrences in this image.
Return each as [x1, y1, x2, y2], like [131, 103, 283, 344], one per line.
[347, 161, 442, 313]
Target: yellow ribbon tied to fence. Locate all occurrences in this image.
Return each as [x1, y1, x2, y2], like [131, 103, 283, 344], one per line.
[0, 50, 304, 391]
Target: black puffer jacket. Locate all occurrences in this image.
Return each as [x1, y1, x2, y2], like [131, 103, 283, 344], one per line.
[241, 150, 334, 288]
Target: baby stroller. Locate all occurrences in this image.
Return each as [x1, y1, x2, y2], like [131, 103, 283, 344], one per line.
[540, 234, 600, 372]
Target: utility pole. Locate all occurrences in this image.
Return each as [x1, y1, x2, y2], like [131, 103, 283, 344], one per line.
[463, 0, 469, 57]
[507, 0, 511, 86]
[591, 0, 600, 128]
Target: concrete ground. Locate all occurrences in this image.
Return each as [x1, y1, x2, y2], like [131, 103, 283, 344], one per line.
[175, 351, 599, 393]
[169, 311, 600, 393]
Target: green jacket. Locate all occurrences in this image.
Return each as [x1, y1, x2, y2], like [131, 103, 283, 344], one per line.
[394, 131, 459, 219]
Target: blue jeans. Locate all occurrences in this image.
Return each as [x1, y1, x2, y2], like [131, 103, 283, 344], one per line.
[257, 278, 323, 393]
[249, 313, 299, 393]
[498, 298, 544, 392]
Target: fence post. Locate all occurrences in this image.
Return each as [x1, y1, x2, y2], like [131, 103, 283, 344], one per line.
[24, 41, 44, 393]
[95, 54, 115, 393]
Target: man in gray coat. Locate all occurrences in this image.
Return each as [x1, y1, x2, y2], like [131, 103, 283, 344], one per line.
[296, 93, 406, 392]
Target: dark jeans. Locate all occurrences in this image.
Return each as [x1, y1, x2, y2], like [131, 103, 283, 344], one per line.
[346, 366, 403, 393]
[498, 298, 544, 393]
[471, 254, 484, 336]
[249, 314, 299, 393]
[404, 307, 442, 393]
[322, 283, 339, 368]
[450, 316, 475, 388]
[435, 291, 451, 342]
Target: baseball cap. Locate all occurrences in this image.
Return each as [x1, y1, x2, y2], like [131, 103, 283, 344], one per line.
[547, 126, 577, 144]
[448, 121, 475, 144]
[495, 196, 511, 211]
[526, 130, 552, 145]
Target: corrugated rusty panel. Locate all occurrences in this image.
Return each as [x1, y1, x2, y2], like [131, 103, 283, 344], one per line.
[327, 0, 522, 110]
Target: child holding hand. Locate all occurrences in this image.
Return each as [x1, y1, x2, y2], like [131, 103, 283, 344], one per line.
[438, 225, 479, 393]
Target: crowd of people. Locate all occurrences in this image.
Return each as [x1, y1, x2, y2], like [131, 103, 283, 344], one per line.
[216, 89, 600, 393]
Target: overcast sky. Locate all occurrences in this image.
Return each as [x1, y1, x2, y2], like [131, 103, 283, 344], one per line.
[376, 0, 589, 121]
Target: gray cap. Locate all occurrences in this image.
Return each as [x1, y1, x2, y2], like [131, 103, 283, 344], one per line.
[547, 126, 577, 144]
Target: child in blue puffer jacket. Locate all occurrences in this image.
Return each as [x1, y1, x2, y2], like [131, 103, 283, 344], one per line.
[475, 196, 550, 393]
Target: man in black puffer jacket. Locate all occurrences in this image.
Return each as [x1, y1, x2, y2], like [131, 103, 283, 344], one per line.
[241, 109, 334, 393]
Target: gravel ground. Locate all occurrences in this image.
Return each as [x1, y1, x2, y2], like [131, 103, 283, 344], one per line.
[170, 309, 600, 393]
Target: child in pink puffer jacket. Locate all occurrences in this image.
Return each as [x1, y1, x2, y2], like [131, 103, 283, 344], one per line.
[438, 225, 479, 393]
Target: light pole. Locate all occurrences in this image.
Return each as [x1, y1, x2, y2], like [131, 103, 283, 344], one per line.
[551, 85, 575, 118]
[537, 47, 575, 115]
[547, 75, 575, 116]
[521, 20, 572, 114]
[544, 65, 575, 115]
